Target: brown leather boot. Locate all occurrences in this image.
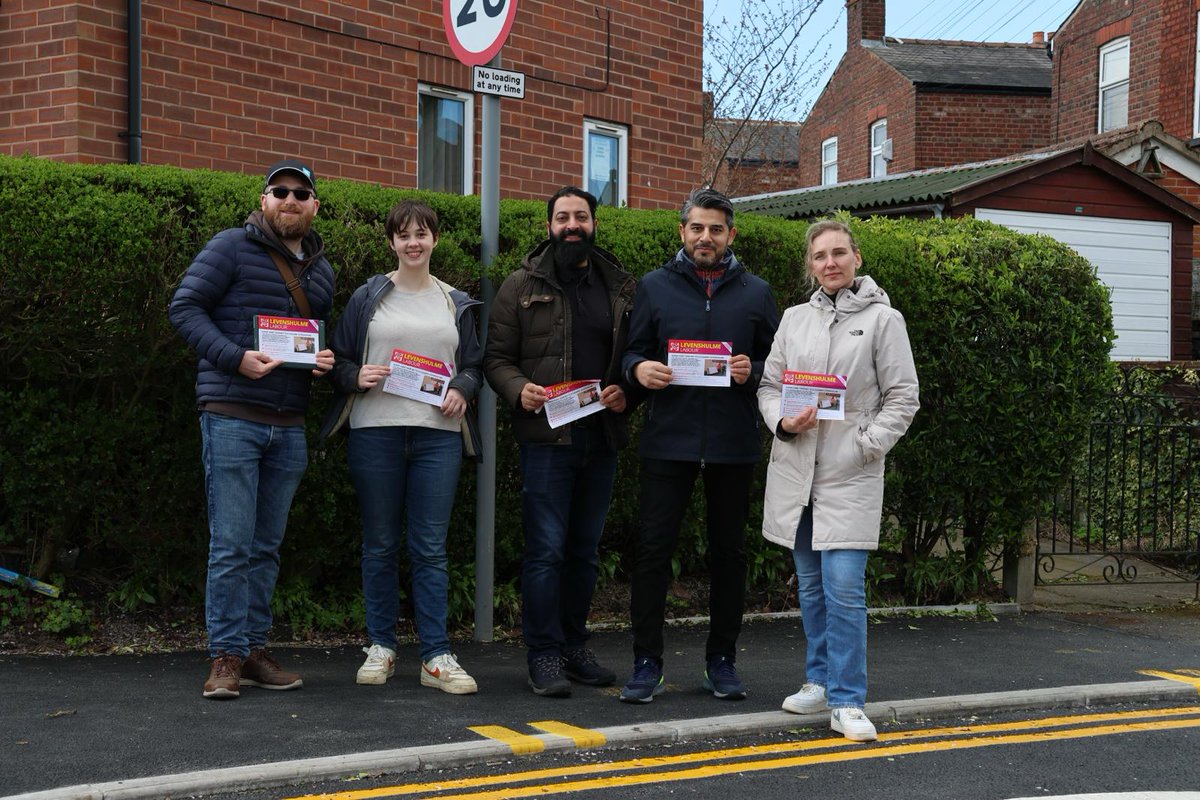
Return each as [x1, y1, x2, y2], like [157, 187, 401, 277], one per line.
[203, 653, 243, 699]
[241, 649, 303, 691]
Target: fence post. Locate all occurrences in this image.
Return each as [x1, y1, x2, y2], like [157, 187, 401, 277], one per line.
[1003, 523, 1037, 608]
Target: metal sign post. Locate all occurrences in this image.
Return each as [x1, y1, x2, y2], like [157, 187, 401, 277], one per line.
[444, 0, 519, 643]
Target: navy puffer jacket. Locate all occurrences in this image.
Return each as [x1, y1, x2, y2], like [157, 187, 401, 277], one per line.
[169, 220, 335, 414]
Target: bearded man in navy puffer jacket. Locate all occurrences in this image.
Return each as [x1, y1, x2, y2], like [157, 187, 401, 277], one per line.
[169, 159, 335, 700]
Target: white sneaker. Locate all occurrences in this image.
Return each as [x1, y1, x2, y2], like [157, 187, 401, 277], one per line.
[782, 682, 826, 714]
[356, 644, 396, 685]
[421, 653, 478, 695]
[831, 707, 877, 742]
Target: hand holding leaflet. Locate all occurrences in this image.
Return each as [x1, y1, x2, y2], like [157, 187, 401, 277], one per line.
[781, 371, 848, 420]
[382, 348, 455, 407]
[666, 339, 733, 387]
[543, 380, 605, 429]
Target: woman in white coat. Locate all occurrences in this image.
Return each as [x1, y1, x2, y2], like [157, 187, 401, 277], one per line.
[757, 220, 919, 742]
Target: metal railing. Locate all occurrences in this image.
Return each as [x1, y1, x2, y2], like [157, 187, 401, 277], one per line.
[1035, 365, 1200, 587]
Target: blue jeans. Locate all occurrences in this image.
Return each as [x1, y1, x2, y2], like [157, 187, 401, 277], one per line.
[348, 426, 461, 661]
[201, 412, 308, 658]
[792, 505, 869, 709]
[519, 423, 617, 662]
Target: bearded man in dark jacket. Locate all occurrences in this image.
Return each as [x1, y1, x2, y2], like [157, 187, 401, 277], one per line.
[169, 159, 335, 700]
[485, 187, 637, 697]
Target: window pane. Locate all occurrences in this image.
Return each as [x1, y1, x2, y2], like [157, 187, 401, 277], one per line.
[823, 163, 837, 184]
[822, 140, 836, 161]
[1101, 82, 1128, 131]
[418, 94, 465, 194]
[586, 132, 619, 206]
[872, 153, 887, 178]
[1100, 43, 1129, 83]
[872, 121, 887, 147]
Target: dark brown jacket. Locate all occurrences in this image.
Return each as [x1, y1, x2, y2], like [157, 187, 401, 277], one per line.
[485, 240, 638, 447]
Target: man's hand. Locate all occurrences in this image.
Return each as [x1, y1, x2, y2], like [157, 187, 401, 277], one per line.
[730, 354, 751, 385]
[600, 384, 626, 413]
[780, 406, 818, 435]
[356, 364, 391, 390]
[441, 387, 467, 419]
[634, 360, 672, 390]
[520, 382, 547, 412]
[312, 348, 335, 377]
[238, 350, 283, 379]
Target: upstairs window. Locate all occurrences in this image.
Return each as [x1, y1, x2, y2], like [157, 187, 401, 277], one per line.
[583, 120, 628, 207]
[870, 119, 888, 178]
[1098, 37, 1129, 133]
[821, 137, 838, 185]
[418, 85, 474, 194]
[1194, 14, 1200, 138]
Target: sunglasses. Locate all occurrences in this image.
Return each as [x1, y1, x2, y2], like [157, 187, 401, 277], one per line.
[266, 186, 314, 201]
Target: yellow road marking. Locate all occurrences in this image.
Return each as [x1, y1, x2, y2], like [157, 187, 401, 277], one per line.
[528, 720, 606, 748]
[466, 725, 545, 755]
[293, 705, 1200, 800]
[1139, 669, 1200, 692]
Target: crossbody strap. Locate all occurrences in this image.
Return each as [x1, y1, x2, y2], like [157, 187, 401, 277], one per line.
[268, 250, 313, 318]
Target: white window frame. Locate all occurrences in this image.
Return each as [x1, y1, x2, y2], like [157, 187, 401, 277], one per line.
[1193, 14, 1200, 138]
[583, 119, 628, 207]
[417, 83, 474, 195]
[821, 136, 838, 185]
[1097, 37, 1130, 133]
[869, 119, 887, 178]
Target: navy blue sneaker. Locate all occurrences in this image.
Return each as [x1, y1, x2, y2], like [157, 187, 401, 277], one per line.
[528, 654, 571, 697]
[702, 654, 746, 700]
[564, 647, 616, 686]
[619, 657, 664, 703]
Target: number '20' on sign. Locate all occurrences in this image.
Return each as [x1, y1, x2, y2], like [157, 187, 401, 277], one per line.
[444, 0, 518, 67]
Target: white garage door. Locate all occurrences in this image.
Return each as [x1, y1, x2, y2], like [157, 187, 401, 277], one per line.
[976, 208, 1172, 361]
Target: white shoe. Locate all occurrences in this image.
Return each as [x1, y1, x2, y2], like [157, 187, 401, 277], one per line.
[356, 644, 396, 685]
[421, 653, 478, 695]
[782, 682, 826, 714]
[831, 707, 877, 742]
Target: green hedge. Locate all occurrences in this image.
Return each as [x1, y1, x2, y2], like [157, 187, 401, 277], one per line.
[0, 155, 1114, 636]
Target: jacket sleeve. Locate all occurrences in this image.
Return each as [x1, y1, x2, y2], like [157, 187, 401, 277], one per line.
[483, 271, 530, 409]
[449, 303, 483, 402]
[757, 306, 791, 435]
[168, 232, 246, 375]
[860, 309, 920, 462]
[621, 277, 659, 385]
[327, 285, 368, 396]
[744, 281, 781, 393]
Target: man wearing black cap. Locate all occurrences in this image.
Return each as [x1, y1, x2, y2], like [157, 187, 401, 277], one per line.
[170, 159, 336, 699]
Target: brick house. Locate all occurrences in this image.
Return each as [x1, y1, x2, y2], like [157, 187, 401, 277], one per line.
[705, 118, 803, 197]
[794, 0, 1053, 188]
[0, 0, 704, 209]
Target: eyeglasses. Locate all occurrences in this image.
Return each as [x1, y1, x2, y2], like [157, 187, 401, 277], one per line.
[265, 186, 314, 201]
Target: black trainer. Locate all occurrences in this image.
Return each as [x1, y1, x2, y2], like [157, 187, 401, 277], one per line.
[563, 646, 616, 686]
[528, 654, 571, 697]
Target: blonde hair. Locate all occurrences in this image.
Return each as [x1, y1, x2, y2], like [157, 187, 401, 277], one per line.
[804, 220, 859, 266]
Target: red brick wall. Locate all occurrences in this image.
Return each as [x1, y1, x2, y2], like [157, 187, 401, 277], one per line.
[1052, 0, 1200, 143]
[0, 0, 703, 209]
[796, 48, 915, 186]
[915, 91, 1052, 168]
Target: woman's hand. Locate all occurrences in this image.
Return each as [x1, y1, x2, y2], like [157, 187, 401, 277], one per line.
[441, 387, 467, 419]
[356, 364, 391, 390]
[780, 406, 818, 435]
[600, 384, 626, 413]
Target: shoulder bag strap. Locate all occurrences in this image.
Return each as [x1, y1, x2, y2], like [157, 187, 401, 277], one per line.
[268, 250, 313, 318]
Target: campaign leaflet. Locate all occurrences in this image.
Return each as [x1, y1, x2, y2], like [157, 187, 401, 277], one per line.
[254, 315, 325, 369]
[543, 379, 604, 430]
[781, 371, 849, 421]
[666, 339, 733, 387]
[382, 348, 454, 407]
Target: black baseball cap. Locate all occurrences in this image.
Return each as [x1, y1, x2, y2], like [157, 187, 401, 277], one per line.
[263, 159, 317, 194]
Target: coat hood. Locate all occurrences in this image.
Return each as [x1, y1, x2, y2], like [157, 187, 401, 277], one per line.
[809, 274, 890, 315]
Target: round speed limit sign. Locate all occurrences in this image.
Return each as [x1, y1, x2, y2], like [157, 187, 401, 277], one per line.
[444, 0, 518, 67]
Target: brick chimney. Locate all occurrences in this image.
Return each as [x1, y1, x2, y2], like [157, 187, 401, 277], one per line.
[847, 0, 885, 48]
[1032, 31, 1044, 44]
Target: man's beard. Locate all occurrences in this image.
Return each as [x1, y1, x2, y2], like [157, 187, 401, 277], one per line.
[266, 206, 313, 242]
[550, 228, 595, 269]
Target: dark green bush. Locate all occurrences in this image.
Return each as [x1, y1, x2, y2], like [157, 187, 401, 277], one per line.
[0, 155, 1114, 634]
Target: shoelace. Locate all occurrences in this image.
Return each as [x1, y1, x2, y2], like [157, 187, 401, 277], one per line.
[632, 658, 660, 682]
[709, 657, 737, 681]
[839, 708, 868, 720]
[212, 655, 240, 678]
[431, 654, 466, 675]
[566, 648, 599, 667]
[252, 650, 281, 670]
[531, 654, 564, 674]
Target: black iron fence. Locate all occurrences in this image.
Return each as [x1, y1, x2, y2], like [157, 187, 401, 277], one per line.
[1035, 364, 1200, 587]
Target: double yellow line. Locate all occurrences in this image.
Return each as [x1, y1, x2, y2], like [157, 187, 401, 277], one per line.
[291, 702, 1200, 800]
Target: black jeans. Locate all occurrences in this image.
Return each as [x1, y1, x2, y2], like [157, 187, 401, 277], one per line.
[629, 457, 753, 663]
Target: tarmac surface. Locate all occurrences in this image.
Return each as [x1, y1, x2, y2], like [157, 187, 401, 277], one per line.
[3, 591, 1200, 800]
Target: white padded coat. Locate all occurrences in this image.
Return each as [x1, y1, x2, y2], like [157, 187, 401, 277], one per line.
[757, 275, 920, 550]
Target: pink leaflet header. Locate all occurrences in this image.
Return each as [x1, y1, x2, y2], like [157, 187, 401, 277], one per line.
[256, 316, 319, 333]
[390, 348, 453, 378]
[668, 339, 733, 356]
[782, 371, 848, 389]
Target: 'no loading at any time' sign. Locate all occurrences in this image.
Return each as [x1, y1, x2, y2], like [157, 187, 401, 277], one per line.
[444, 0, 518, 66]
